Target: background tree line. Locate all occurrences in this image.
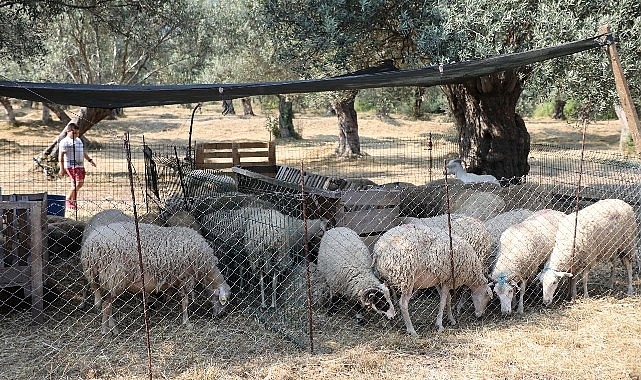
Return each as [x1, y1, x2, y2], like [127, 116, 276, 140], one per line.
[1, 0, 640, 179]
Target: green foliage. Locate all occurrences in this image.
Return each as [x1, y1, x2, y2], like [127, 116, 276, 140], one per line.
[533, 102, 555, 118]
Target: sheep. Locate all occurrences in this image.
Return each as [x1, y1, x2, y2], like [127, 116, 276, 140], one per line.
[316, 227, 396, 324]
[79, 209, 133, 310]
[401, 214, 491, 266]
[537, 199, 636, 305]
[80, 221, 231, 335]
[243, 207, 327, 308]
[484, 208, 535, 266]
[491, 209, 566, 315]
[373, 224, 493, 336]
[445, 158, 500, 185]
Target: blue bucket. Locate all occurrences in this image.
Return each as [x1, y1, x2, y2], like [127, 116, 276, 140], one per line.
[47, 194, 66, 216]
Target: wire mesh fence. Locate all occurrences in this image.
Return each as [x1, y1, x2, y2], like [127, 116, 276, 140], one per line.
[1, 135, 641, 378]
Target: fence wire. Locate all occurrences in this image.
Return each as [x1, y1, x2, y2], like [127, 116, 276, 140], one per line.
[1, 136, 640, 379]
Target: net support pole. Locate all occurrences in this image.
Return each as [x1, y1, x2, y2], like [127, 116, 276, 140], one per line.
[599, 25, 641, 155]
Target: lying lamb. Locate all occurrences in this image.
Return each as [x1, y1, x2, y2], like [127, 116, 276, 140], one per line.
[445, 158, 500, 185]
[316, 227, 396, 324]
[81, 221, 231, 335]
[373, 224, 493, 336]
[537, 199, 637, 305]
[491, 209, 566, 314]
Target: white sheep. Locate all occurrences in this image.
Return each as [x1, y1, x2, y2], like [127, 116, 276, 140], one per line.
[316, 227, 396, 324]
[243, 207, 327, 308]
[79, 209, 133, 310]
[445, 158, 500, 185]
[402, 214, 491, 266]
[537, 199, 637, 305]
[491, 209, 566, 314]
[81, 221, 231, 335]
[373, 224, 493, 336]
[484, 208, 535, 266]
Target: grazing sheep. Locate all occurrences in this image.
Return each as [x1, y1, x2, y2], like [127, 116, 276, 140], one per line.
[491, 209, 566, 314]
[81, 221, 231, 335]
[537, 199, 636, 305]
[484, 208, 535, 265]
[445, 159, 500, 185]
[373, 224, 493, 336]
[316, 227, 396, 324]
[243, 207, 327, 308]
[402, 214, 491, 267]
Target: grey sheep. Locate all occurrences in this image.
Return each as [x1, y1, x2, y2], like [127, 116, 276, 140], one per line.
[316, 227, 396, 324]
[373, 224, 493, 336]
[243, 207, 327, 308]
[81, 221, 231, 335]
[491, 209, 566, 314]
[537, 199, 637, 305]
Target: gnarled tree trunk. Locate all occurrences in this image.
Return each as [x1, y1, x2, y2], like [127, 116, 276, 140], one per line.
[443, 70, 531, 183]
[332, 90, 361, 158]
[277, 95, 299, 139]
[0, 96, 17, 126]
[241, 98, 255, 116]
[413, 87, 425, 118]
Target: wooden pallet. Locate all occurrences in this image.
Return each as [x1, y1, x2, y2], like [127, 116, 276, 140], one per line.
[195, 141, 276, 170]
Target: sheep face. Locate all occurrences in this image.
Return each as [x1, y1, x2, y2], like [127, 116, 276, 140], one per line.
[493, 280, 518, 315]
[470, 284, 493, 317]
[209, 282, 231, 317]
[360, 284, 396, 320]
[538, 268, 573, 305]
[445, 159, 464, 175]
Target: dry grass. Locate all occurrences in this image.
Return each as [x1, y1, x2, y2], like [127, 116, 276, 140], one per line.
[1, 104, 639, 380]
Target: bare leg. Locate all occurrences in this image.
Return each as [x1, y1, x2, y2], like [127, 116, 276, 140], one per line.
[569, 276, 578, 301]
[446, 288, 456, 326]
[180, 286, 191, 326]
[399, 291, 417, 337]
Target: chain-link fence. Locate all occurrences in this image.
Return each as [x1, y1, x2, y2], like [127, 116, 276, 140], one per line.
[1, 135, 640, 378]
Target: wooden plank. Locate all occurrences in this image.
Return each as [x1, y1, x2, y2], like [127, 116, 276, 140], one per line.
[599, 25, 641, 154]
[29, 201, 44, 323]
[195, 141, 276, 169]
[362, 235, 380, 252]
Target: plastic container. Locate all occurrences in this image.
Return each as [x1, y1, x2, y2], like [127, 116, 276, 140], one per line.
[46, 194, 66, 216]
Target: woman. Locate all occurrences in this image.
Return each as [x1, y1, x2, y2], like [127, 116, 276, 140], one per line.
[58, 122, 96, 210]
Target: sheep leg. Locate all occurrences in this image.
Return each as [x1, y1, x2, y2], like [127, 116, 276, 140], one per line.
[179, 284, 192, 327]
[271, 271, 278, 309]
[445, 289, 456, 326]
[454, 289, 469, 315]
[622, 256, 634, 295]
[608, 261, 616, 289]
[259, 270, 267, 308]
[517, 280, 526, 315]
[101, 293, 117, 336]
[582, 270, 590, 298]
[569, 276, 578, 301]
[436, 286, 450, 332]
[399, 291, 417, 337]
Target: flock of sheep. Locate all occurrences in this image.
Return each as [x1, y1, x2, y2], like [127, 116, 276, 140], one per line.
[75, 162, 639, 337]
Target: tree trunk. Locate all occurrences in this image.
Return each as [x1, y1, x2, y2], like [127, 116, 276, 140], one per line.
[277, 95, 299, 139]
[615, 104, 633, 155]
[0, 97, 18, 126]
[241, 98, 255, 116]
[43, 102, 71, 125]
[332, 90, 361, 157]
[443, 70, 531, 183]
[42, 106, 52, 123]
[552, 99, 566, 119]
[222, 99, 235, 115]
[413, 87, 425, 118]
[41, 107, 113, 157]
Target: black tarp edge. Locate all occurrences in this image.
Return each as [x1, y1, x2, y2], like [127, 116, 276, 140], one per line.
[0, 35, 605, 108]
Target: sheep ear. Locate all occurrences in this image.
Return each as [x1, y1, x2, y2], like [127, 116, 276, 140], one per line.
[556, 271, 573, 278]
[534, 271, 543, 282]
[486, 284, 493, 299]
[509, 280, 520, 292]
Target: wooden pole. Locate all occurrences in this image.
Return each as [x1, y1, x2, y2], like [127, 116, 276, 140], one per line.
[599, 25, 641, 155]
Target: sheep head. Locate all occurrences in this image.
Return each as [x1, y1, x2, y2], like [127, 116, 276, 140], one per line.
[537, 268, 573, 306]
[492, 274, 520, 315]
[359, 284, 396, 320]
[470, 283, 493, 317]
[445, 159, 465, 175]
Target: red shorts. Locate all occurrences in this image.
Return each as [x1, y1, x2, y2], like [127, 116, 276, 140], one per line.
[66, 166, 86, 182]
